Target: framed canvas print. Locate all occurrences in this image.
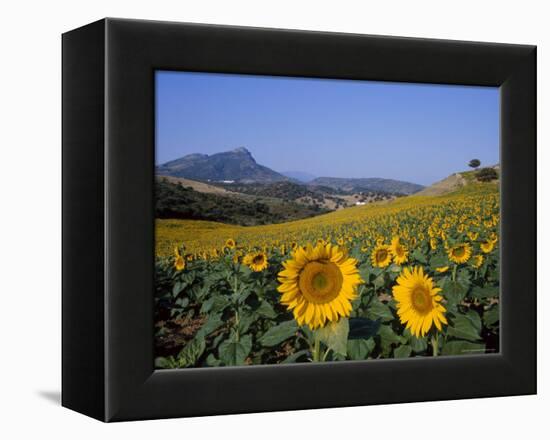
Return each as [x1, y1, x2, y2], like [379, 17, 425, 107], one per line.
[62, 18, 536, 422]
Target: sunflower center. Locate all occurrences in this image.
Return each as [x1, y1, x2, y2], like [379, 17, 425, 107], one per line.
[252, 255, 264, 264]
[376, 249, 388, 262]
[411, 284, 432, 313]
[453, 246, 465, 257]
[395, 244, 404, 256]
[298, 261, 343, 304]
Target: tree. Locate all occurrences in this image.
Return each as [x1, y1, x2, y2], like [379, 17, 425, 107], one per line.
[468, 159, 481, 169]
[476, 167, 498, 182]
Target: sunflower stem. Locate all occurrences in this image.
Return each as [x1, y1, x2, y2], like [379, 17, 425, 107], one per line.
[431, 335, 439, 357]
[233, 274, 240, 342]
[312, 334, 321, 362]
[451, 265, 457, 282]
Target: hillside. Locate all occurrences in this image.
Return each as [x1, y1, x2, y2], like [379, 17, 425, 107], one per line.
[309, 176, 424, 195]
[415, 173, 466, 196]
[158, 175, 242, 196]
[213, 180, 399, 210]
[156, 178, 328, 226]
[156, 147, 287, 183]
[416, 166, 500, 196]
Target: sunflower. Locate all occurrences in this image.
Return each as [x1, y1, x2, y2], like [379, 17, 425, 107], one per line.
[480, 240, 495, 253]
[243, 251, 268, 272]
[390, 236, 408, 265]
[467, 231, 479, 241]
[430, 237, 438, 250]
[371, 244, 392, 268]
[447, 243, 472, 264]
[471, 254, 484, 269]
[174, 246, 185, 271]
[232, 250, 243, 264]
[225, 238, 236, 249]
[392, 266, 447, 337]
[277, 243, 363, 329]
[435, 266, 449, 273]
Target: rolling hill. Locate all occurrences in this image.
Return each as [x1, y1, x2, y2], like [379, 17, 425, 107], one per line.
[156, 177, 328, 226]
[416, 165, 500, 196]
[309, 177, 424, 195]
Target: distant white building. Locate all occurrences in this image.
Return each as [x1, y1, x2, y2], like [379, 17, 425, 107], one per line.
[355, 201, 366, 206]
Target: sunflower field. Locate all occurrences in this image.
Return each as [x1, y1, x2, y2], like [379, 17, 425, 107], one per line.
[154, 183, 500, 368]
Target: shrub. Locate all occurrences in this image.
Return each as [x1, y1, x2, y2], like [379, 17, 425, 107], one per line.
[476, 167, 498, 182]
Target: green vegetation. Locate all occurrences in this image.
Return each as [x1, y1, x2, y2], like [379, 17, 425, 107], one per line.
[476, 167, 499, 182]
[156, 178, 328, 226]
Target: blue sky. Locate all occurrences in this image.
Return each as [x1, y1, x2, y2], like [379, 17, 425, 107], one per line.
[156, 71, 499, 186]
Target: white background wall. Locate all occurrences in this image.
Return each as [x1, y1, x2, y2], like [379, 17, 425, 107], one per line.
[0, 0, 546, 437]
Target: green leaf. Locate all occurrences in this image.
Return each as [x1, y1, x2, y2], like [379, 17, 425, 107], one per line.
[255, 301, 277, 319]
[370, 267, 383, 277]
[444, 281, 467, 305]
[237, 312, 257, 334]
[441, 340, 486, 356]
[456, 268, 472, 289]
[196, 313, 223, 338]
[316, 318, 349, 356]
[378, 324, 407, 355]
[373, 273, 386, 290]
[348, 317, 381, 339]
[394, 345, 413, 358]
[483, 304, 500, 327]
[281, 349, 310, 364]
[154, 356, 177, 369]
[359, 267, 371, 284]
[470, 285, 499, 299]
[205, 353, 221, 367]
[172, 281, 184, 297]
[259, 320, 298, 347]
[411, 248, 427, 264]
[211, 295, 231, 313]
[199, 297, 214, 314]
[347, 338, 375, 360]
[218, 334, 252, 366]
[366, 300, 394, 322]
[447, 310, 482, 341]
[177, 337, 206, 368]
[430, 254, 448, 270]
[404, 329, 428, 353]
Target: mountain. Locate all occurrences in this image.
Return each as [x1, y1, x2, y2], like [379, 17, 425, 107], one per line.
[280, 171, 317, 183]
[156, 147, 287, 183]
[309, 177, 424, 195]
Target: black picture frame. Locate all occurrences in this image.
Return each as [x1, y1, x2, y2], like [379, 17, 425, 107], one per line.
[62, 18, 536, 422]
